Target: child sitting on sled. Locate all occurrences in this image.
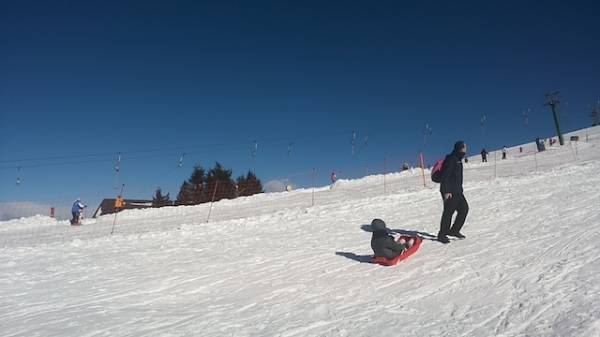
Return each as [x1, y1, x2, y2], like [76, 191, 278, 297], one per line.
[370, 219, 415, 259]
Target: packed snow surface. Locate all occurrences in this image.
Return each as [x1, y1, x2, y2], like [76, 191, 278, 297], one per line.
[1, 127, 600, 337]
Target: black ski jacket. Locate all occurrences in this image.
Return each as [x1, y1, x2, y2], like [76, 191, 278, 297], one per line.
[440, 151, 464, 196]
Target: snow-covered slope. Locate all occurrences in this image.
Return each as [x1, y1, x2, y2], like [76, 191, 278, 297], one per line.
[1, 126, 599, 337]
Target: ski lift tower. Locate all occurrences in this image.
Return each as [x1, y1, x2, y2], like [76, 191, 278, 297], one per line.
[545, 91, 564, 146]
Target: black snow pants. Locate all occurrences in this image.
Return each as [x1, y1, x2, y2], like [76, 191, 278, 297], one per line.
[439, 193, 469, 236]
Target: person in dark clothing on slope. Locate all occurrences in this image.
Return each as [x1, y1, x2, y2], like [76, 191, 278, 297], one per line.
[438, 141, 469, 244]
[370, 219, 414, 259]
[481, 148, 488, 163]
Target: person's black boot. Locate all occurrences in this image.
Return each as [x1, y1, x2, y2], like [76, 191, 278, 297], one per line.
[437, 235, 450, 244]
[448, 232, 466, 239]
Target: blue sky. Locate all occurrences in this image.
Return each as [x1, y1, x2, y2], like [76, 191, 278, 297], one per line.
[1, 0, 599, 216]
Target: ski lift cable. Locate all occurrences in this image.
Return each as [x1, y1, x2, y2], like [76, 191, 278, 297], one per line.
[0, 128, 371, 171]
[0, 129, 352, 166]
[0, 157, 115, 170]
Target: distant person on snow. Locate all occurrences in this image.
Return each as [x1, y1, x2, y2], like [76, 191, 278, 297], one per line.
[502, 146, 507, 160]
[438, 141, 469, 244]
[481, 148, 488, 163]
[115, 195, 126, 212]
[370, 219, 414, 259]
[330, 171, 338, 189]
[71, 198, 86, 225]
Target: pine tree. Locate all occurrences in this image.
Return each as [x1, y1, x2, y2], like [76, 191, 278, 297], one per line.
[152, 188, 172, 207]
[246, 171, 264, 195]
[176, 181, 195, 205]
[206, 162, 237, 201]
[189, 165, 206, 186]
[236, 175, 247, 196]
[176, 163, 256, 205]
[189, 166, 207, 203]
[237, 171, 263, 196]
[175, 166, 207, 205]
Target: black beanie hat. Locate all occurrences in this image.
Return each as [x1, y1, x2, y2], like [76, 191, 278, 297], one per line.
[454, 141, 466, 153]
[371, 219, 387, 232]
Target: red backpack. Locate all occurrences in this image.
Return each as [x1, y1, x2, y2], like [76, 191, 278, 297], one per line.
[431, 158, 445, 183]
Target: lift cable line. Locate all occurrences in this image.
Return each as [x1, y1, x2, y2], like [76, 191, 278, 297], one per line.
[0, 130, 350, 166]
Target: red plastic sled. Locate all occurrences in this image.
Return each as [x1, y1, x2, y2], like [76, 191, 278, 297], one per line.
[372, 236, 423, 266]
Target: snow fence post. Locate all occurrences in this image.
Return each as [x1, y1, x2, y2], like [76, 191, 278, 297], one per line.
[110, 184, 125, 235]
[311, 168, 316, 207]
[206, 180, 219, 223]
[383, 158, 387, 194]
[534, 145, 538, 173]
[419, 152, 426, 187]
[494, 150, 497, 179]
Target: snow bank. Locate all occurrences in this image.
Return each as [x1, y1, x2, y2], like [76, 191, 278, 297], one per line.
[0, 215, 64, 232]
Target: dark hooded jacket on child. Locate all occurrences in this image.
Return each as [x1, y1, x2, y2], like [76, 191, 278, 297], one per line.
[370, 219, 407, 259]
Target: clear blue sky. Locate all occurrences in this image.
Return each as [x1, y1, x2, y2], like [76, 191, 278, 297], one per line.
[1, 0, 598, 215]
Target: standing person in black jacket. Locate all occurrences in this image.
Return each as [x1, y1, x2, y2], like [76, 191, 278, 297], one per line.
[438, 141, 469, 244]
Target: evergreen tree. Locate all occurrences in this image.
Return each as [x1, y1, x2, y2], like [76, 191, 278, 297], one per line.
[176, 181, 195, 205]
[237, 171, 263, 196]
[189, 166, 207, 203]
[206, 162, 237, 201]
[189, 165, 206, 186]
[176, 163, 260, 205]
[236, 175, 247, 196]
[152, 188, 172, 207]
[175, 166, 207, 205]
